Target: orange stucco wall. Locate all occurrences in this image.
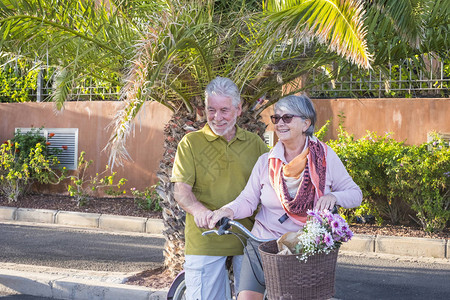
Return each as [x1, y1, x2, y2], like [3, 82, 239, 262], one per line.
[0, 101, 172, 193]
[261, 98, 450, 145]
[1, 98, 448, 192]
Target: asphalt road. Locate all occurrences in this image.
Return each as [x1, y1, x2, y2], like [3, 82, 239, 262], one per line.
[335, 253, 450, 299]
[1, 222, 449, 300]
[0, 222, 165, 272]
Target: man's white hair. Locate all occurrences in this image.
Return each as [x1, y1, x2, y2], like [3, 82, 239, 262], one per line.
[205, 76, 241, 107]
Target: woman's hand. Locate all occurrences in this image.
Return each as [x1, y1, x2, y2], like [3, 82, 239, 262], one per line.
[315, 194, 337, 211]
[208, 207, 234, 229]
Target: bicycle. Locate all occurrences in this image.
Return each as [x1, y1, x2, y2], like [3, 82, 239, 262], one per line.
[167, 206, 340, 300]
[166, 217, 273, 300]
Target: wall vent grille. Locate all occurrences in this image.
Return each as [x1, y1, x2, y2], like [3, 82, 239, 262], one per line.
[15, 128, 78, 170]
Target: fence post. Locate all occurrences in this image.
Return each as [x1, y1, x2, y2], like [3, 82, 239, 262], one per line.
[36, 68, 43, 102]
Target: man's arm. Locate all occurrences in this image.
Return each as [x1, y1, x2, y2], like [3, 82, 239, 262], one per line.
[173, 182, 213, 228]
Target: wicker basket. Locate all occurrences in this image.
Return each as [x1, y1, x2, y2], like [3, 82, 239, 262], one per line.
[259, 240, 339, 300]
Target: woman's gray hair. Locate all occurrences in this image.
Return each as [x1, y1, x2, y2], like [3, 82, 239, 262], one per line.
[274, 95, 316, 136]
[205, 76, 241, 107]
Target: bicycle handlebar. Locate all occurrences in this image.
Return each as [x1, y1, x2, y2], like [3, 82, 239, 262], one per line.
[202, 217, 273, 243]
[202, 206, 339, 243]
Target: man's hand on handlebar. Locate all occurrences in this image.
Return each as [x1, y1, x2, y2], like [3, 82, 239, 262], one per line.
[208, 207, 234, 229]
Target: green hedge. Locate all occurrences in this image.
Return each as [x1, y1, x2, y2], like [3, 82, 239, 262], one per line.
[327, 127, 449, 232]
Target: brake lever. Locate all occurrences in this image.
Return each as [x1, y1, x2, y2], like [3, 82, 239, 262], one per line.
[202, 229, 231, 236]
[202, 230, 219, 236]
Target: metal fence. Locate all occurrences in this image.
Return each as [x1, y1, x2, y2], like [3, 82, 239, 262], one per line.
[309, 55, 449, 98]
[30, 85, 121, 102]
[2, 55, 450, 102]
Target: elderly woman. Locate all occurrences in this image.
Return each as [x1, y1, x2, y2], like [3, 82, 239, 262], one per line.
[208, 95, 362, 300]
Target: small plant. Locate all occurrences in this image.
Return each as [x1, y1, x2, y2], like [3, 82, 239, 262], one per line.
[67, 151, 127, 206]
[315, 119, 331, 140]
[130, 185, 162, 212]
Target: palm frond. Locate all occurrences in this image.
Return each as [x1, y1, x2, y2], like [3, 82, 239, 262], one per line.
[364, 0, 425, 49]
[51, 67, 73, 111]
[263, 0, 372, 69]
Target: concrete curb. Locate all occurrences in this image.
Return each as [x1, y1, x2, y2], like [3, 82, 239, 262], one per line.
[341, 234, 449, 259]
[0, 263, 167, 300]
[0, 206, 163, 234]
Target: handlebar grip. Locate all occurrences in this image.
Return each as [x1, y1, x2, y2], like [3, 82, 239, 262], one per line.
[216, 217, 230, 228]
[331, 205, 338, 214]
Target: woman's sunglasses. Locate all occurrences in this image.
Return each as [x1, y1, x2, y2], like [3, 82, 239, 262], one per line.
[270, 114, 303, 124]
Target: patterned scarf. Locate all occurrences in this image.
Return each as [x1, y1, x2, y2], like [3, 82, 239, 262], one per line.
[269, 138, 327, 224]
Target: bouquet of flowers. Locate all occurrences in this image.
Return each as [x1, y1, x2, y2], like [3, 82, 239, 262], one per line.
[277, 209, 353, 262]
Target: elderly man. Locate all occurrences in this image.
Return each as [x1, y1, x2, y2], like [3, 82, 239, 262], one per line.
[171, 76, 269, 299]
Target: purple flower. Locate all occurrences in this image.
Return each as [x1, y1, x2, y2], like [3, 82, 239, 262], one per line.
[333, 229, 343, 240]
[331, 220, 342, 232]
[307, 210, 324, 224]
[323, 233, 334, 247]
[307, 210, 319, 218]
[315, 236, 322, 245]
[346, 230, 353, 239]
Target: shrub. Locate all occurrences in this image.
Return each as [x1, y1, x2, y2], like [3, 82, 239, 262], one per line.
[395, 136, 450, 232]
[328, 127, 449, 232]
[315, 120, 330, 140]
[130, 185, 162, 212]
[67, 151, 127, 206]
[0, 140, 65, 202]
[328, 128, 409, 224]
[12, 128, 47, 163]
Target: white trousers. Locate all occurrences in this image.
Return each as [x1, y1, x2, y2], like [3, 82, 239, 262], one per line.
[184, 255, 243, 300]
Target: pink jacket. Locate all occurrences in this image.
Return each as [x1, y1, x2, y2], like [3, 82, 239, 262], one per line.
[224, 141, 362, 239]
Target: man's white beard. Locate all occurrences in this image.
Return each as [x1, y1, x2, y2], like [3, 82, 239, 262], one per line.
[209, 118, 237, 137]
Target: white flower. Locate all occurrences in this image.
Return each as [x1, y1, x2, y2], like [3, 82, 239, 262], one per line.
[294, 209, 353, 262]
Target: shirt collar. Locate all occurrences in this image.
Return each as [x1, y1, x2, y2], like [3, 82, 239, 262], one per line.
[202, 123, 246, 142]
[269, 136, 312, 163]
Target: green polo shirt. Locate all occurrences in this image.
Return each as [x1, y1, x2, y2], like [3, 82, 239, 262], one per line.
[171, 124, 269, 256]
